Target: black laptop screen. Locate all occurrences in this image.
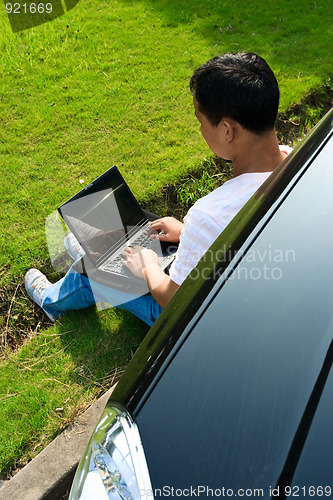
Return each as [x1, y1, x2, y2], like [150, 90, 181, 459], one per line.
[59, 167, 145, 265]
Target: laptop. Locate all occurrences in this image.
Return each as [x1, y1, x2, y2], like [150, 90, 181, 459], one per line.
[58, 166, 178, 293]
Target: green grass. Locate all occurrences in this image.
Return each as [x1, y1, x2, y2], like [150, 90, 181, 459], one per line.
[0, 0, 332, 477]
[1, 0, 332, 278]
[0, 307, 149, 476]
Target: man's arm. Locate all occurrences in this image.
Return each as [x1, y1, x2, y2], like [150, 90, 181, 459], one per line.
[143, 259, 179, 308]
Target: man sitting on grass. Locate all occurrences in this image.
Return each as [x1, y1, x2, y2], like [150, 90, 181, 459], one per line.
[25, 51, 291, 326]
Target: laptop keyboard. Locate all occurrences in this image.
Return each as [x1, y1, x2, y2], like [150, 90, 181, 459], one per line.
[101, 226, 155, 275]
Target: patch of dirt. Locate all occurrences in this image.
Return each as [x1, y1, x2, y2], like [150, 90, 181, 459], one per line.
[276, 83, 333, 144]
[0, 268, 53, 356]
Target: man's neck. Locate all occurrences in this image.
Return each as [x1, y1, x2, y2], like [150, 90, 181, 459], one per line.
[231, 129, 286, 177]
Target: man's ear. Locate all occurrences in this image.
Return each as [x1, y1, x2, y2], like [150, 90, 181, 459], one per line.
[223, 120, 234, 143]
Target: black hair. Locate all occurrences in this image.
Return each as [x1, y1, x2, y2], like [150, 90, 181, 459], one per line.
[190, 52, 279, 134]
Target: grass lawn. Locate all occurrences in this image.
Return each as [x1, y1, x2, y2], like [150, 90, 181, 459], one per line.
[0, 0, 332, 477]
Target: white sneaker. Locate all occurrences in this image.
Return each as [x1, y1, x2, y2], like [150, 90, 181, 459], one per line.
[64, 233, 85, 261]
[25, 269, 56, 322]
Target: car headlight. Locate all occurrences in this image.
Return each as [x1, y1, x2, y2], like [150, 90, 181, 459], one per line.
[69, 402, 154, 500]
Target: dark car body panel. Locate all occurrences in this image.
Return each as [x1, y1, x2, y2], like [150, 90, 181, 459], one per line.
[108, 109, 333, 496]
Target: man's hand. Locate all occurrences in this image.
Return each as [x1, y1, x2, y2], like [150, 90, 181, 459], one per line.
[121, 246, 179, 308]
[148, 217, 184, 243]
[121, 246, 159, 279]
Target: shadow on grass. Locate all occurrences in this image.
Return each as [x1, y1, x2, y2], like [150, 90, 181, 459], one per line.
[54, 305, 149, 395]
[135, 0, 332, 85]
[0, 302, 149, 478]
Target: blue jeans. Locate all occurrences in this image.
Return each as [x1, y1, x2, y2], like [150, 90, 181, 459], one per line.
[41, 264, 163, 327]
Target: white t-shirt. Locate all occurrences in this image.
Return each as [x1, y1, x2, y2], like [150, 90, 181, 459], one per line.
[169, 147, 292, 286]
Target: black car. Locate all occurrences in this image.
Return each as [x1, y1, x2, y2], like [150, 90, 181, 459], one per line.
[69, 108, 333, 500]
